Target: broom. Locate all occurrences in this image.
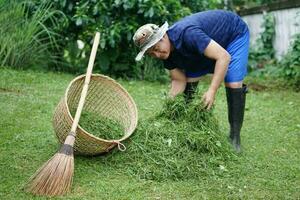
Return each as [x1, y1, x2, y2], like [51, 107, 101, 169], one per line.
[26, 32, 101, 196]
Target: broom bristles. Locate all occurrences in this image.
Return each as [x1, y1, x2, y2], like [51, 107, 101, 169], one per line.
[26, 144, 74, 196]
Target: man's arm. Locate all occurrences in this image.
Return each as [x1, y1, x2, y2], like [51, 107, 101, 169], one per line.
[204, 40, 231, 92]
[202, 40, 231, 109]
[168, 68, 187, 97]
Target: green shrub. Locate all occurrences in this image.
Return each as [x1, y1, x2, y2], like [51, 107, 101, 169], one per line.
[278, 33, 300, 88]
[248, 12, 300, 89]
[248, 12, 276, 72]
[30, 0, 192, 79]
[16, 0, 226, 80]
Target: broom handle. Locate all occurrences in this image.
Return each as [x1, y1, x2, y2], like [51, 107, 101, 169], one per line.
[66, 32, 100, 145]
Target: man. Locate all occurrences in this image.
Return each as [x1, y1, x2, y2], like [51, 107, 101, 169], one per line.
[133, 10, 249, 152]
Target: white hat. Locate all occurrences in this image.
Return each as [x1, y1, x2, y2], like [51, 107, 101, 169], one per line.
[133, 21, 169, 61]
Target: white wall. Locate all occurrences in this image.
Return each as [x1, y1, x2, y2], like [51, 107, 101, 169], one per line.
[242, 7, 300, 59]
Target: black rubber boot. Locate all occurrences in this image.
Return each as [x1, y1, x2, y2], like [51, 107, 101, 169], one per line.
[225, 84, 248, 153]
[184, 81, 199, 104]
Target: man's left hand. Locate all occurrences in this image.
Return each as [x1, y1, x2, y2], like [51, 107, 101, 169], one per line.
[202, 89, 216, 110]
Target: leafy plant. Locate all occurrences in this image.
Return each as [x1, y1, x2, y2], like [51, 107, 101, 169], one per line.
[248, 12, 276, 72]
[278, 33, 300, 89]
[248, 11, 300, 89]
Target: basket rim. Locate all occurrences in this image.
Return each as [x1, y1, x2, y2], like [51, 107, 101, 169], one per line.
[64, 73, 138, 143]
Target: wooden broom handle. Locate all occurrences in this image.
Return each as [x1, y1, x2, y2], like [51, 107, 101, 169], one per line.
[70, 32, 100, 135]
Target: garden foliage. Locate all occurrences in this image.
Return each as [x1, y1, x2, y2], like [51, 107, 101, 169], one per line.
[1, 1, 299, 86]
[278, 33, 300, 88]
[248, 11, 300, 88]
[248, 12, 276, 72]
[29, 0, 192, 78]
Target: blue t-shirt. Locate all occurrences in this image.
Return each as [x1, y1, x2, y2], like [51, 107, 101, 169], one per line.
[164, 10, 248, 73]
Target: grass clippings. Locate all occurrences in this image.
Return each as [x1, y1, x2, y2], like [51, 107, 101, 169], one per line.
[102, 94, 236, 181]
[70, 110, 124, 140]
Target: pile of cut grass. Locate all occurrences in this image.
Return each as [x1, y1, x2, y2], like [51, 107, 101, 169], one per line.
[101, 94, 236, 181]
[70, 110, 124, 140]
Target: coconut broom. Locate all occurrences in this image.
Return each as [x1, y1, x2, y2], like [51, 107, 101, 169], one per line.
[26, 32, 100, 196]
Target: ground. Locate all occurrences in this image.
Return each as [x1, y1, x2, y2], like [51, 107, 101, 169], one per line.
[0, 67, 299, 199]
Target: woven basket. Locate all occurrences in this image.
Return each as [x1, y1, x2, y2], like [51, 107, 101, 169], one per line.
[52, 74, 138, 155]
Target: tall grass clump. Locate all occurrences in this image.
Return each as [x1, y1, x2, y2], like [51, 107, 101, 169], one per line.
[102, 94, 235, 181]
[0, 1, 62, 69]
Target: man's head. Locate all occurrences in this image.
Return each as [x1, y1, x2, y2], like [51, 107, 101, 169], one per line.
[133, 22, 172, 61]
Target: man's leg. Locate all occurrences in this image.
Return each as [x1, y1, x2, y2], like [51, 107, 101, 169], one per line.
[224, 30, 249, 152]
[184, 82, 199, 103]
[225, 82, 248, 152]
[184, 77, 201, 103]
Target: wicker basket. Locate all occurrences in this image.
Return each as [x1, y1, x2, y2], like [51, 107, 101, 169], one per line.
[52, 74, 138, 155]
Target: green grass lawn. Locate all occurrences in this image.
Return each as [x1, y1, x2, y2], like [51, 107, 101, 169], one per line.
[0, 67, 299, 199]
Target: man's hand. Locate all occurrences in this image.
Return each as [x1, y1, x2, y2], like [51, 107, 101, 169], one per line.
[202, 89, 216, 110]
